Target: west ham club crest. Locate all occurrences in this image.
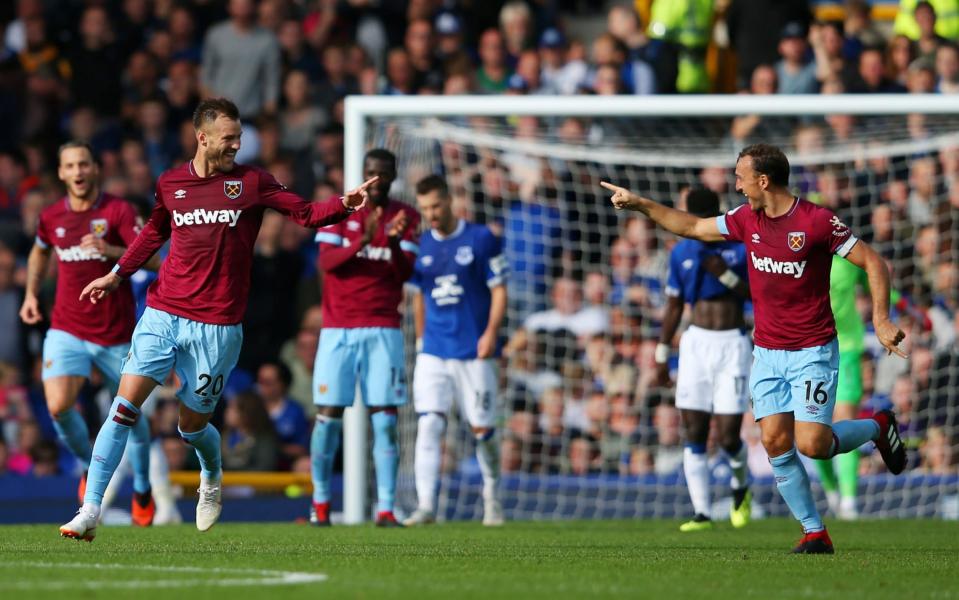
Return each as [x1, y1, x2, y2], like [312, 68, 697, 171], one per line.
[224, 180, 243, 199]
[788, 231, 805, 252]
[90, 218, 109, 238]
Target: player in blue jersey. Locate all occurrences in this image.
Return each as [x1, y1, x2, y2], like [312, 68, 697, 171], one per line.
[657, 189, 754, 532]
[404, 175, 508, 527]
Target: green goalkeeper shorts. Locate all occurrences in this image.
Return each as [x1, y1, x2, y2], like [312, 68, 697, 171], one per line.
[836, 350, 864, 405]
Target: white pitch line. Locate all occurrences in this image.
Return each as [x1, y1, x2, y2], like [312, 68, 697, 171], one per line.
[4, 561, 327, 590]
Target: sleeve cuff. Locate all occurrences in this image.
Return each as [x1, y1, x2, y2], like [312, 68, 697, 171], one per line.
[716, 215, 729, 236]
[35, 236, 48, 249]
[835, 235, 859, 258]
[111, 263, 127, 279]
[399, 240, 420, 255]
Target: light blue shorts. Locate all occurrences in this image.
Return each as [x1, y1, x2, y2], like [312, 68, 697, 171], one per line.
[122, 307, 243, 413]
[313, 327, 408, 408]
[42, 329, 128, 385]
[749, 338, 839, 425]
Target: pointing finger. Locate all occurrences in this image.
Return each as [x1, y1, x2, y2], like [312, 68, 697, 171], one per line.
[358, 176, 379, 191]
[600, 181, 624, 193]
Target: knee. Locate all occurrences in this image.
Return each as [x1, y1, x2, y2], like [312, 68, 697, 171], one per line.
[761, 430, 792, 457]
[318, 406, 345, 419]
[796, 434, 833, 459]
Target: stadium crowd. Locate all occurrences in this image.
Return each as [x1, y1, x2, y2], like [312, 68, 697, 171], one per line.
[0, 0, 957, 486]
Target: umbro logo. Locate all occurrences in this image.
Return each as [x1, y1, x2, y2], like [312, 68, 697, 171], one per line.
[682, 259, 694, 270]
[751, 233, 760, 243]
[55, 227, 66, 238]
[174, 189, 187, 199]
[347, 221, 361, 231]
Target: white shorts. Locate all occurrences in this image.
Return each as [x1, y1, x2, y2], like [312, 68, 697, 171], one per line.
[675, 325, 752, 415]
[413, 353, 498, 428]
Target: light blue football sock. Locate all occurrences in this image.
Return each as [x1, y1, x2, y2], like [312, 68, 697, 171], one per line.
[84, 397, 139, 506]
[371, 409, 399, 513]
[178, 424, 222, 482]
[128, 413, 152, 494]
[310, 415, 342, 504]
[770, 447, 824, 533]
[830, 419, 880, 456]
[52, 407, 92, 470]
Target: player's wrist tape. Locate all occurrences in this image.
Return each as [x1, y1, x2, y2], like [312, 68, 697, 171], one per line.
[654, 342, 670, 364]
[718, 270, 740, 289]
[110, 264, 125, 279]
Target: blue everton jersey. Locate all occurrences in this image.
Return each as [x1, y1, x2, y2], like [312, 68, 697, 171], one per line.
[410, 220, 508, 360]
[665, 239, 747, 304]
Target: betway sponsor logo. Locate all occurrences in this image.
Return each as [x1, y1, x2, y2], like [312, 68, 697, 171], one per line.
[750, 251, 807, 279]
[356, 245, 392, 261]
[55, 245, 105, 262]
[171, 209, 242, 227]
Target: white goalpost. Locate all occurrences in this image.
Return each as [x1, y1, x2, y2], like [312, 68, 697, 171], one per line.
[341, 94, 959, 524]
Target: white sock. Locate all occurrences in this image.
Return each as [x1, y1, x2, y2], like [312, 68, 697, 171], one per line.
[727, 441, 750, 491]
[683, 446, 710, 517]
[475, 429, 500, 502]
[414, 413, 446, 512]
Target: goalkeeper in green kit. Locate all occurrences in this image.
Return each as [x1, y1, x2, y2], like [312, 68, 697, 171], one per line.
[815, 255, 869, 520]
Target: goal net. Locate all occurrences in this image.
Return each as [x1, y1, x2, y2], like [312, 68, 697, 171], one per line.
[342, 95, 959, 523]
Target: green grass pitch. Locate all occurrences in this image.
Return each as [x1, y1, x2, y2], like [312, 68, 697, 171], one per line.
[2, 519, 957, 599]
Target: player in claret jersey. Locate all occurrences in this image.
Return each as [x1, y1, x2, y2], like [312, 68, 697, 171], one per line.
[311, 148, 420, 527]
[603, 144, 907, 554]
[59, 98, 372, 541]
[21, 141, 161, 528]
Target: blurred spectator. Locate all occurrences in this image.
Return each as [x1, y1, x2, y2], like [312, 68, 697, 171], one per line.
[29, 439, 58, 476]
[201, 0, 281, 119]
[7, 418, 40, 475]
[0, 437, 8, 476]
[67, 5, 124, 118]
[895, 0, 959, 41]
[0, 246, 24, 365]
[476, 29, 513, 94]
[0, 150, 39, 223]
[279, 70, 326, 156]
[589, 32, 655, 95]
[726, 0, 812, 88]
[919, 426, 956, 473]
[849, 46, 908, 93]
[314, 45, 358, 116]
[935, 43, 959, 92]
[608, 4, 678, 94]
[647, 0, 712, 92]
[538, 27, 587, 95]
[277, 18, 319, 81]
[222, 390, 279, 471]
[257, 361, 309, 470]
[777, 22, 819, 94]
[499, 1, 533, 62]
[522, 276, 609, 339]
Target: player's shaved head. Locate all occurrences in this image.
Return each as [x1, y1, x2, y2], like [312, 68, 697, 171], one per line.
[193, 97, 240, 131]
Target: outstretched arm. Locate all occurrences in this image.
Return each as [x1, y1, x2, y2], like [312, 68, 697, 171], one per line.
[844, 240, 907, 358]
[601, 182, 725, 242]
[261, 174, 376, 228]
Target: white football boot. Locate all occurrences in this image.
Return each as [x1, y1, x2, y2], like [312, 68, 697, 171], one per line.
[482, 497, 504, 527]
[402, 508, 436, 526]
[60, 506, 99, 542]
[196, 478, 222, 532]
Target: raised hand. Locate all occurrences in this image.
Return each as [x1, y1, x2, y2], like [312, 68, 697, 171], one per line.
[343, 176, 379, 210]
[386, 210, 409, 240]
[79, 272, 122, 305]
[362, 207, 383, 244]
[19, 294, 42, 324]
[875, 318, 908, 358]
[80, 233, 107, 258]
[601, 181, 642, 211]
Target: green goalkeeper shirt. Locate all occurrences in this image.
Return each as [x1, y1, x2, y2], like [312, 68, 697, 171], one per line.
[830, 255, 868, 354]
